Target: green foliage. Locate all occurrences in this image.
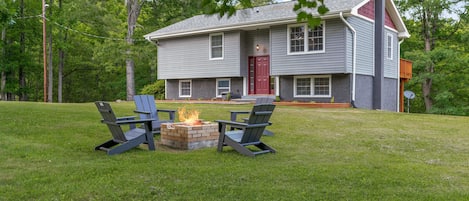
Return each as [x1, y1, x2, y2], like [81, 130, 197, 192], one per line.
[1, 102, 469, 200]
[201, 0, 328, 27]
[397, 0, 469, 115]
[139, 79, 165, 100]
[294, 0, 329, 28]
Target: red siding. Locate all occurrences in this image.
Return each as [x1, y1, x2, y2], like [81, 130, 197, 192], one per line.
[357, 0, 397, 29]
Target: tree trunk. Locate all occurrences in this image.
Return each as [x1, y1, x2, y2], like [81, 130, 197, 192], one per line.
[18, 0, 27, 101]
[125, 0, 142, 101]
[1, 28, 5, 100]
[47, 0, 54, 102]
[421, 6, 433, 112]
[58, 0, 64, 103]
[58, 48, 64, 103]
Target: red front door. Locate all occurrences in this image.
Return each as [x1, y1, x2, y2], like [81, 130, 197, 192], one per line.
[248, 56, 271, 94]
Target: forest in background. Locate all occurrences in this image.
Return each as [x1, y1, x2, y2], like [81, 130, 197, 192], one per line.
[0, 0, 467, 115]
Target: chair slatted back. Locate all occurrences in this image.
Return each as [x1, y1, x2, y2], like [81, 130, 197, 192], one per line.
[134, 95, 161, 127]
[95, 102, 127, 143]
[255, 97, 274, 105]
[241, 104, 275, 143]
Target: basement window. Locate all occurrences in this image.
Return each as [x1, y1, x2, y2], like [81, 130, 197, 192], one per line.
[179, 80, 192, 97]
[294, 75, 331, 97]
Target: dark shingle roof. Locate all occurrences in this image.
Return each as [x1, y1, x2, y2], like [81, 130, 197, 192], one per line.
[144, 0, 409, 39]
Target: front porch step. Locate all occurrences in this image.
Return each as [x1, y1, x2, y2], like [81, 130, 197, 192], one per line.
[232, 95, 276, 103]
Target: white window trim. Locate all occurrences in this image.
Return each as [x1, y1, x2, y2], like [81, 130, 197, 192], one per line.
[216, 78, 231, 97]
[179, 80, 192, 98]
[293, 75, 331, 98]
[287, 22, 326, 55]
[386, 33, 393, 60]
[209, 33, 224, 60]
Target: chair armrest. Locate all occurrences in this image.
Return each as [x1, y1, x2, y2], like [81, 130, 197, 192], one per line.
[102, 116, 135, 123]
[116, 118, 155, 125]
[134, 110, 150, 115]
[216, 120, 248, 130]
[116, 116, 136, 121]
[229, 110, 250, 121]
[157, 109, 176, 113]
[157, 109, 176, 121]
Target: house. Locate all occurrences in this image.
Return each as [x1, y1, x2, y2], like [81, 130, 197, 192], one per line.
[144, 0, 410, 111]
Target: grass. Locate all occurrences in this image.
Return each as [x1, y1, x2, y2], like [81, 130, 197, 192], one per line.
[0, 101, 468, 200]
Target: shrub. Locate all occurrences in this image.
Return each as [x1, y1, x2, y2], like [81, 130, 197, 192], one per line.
[140, 80, 165, 100]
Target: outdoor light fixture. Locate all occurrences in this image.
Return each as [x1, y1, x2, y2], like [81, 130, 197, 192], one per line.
[256, 44, 260, 51]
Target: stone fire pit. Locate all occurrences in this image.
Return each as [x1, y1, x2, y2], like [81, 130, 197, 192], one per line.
[160, 122, 219, 150]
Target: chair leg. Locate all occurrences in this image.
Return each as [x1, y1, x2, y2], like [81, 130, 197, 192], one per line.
[143, 123, 156, 151]
[255, 142, 276, 153]
[263, 129, 274, 136]
[217, 123, 227, 152]
[95, 140, 118, 151]
[223, 138, 255, 157]
[107, 136, 146, 155]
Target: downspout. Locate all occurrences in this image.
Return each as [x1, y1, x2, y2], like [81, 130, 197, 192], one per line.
[340, 12, 357, 108]
[397, 38, 405, 112]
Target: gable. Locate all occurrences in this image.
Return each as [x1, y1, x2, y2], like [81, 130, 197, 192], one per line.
[357, 0, 397, 29]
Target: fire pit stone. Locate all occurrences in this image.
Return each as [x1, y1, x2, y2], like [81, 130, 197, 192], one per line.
[160, 122, 219, 150]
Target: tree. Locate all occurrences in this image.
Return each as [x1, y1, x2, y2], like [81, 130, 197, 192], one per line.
[125, 0, 142, 101]
[396, 0, 468, 113]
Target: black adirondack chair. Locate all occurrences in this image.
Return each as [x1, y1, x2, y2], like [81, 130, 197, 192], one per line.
[95, 101, 156, 155]
[229, 97, 275, 136]
[216, 104, 276, 157]
[133, 95, 176, 134]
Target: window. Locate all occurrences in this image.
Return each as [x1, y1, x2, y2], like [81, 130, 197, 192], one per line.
[216, 79, 230, 97]
[387, 33, 393, 60]
[210, 33, 223, 60]
[294, 75, 331, 97]
[179, 80, 191, 97]
[288, 23, 324, 54]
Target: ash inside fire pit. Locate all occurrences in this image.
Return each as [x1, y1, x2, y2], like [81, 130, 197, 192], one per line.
[160, 122, 219, 150]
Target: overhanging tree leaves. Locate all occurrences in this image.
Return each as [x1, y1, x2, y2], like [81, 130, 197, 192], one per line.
[200, 0, 328, 27]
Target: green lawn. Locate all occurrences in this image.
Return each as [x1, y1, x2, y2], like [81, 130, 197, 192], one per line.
[1, 101, 468, 200]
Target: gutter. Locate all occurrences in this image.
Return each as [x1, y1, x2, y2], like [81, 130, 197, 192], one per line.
[145, 11, 351, 40]
[339, 12, 357, 108]
[397, 38, 405, 112]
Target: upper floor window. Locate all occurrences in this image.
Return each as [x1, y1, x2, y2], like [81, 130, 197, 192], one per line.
[216, 79, 230, 97]
[210, 33, 224, 60]
[387, 33, 393, 60]
[179, 80, 192, 97]
[288, 23, 325, 54]
[294, 75, 331, 97]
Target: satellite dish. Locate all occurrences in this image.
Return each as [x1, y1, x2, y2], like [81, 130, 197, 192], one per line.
[404, 90, 415, 99]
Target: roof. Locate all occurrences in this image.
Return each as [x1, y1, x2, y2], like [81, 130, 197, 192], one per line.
[144, 0, 409, 40]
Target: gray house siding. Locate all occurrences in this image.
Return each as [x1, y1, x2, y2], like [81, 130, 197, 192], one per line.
[158, 31, 242, 80]
[245, 29, 270, 57]
[240, 31, 247, 76]
[349, 17, 374, 76]
[278, 74, 350, 103]
[166, 78, 243, 100]
[351, 74, 398, 110]
[349, 16, 399, 78]
[354, 74, 373, 109]
[384, 30, 399, 78]
[270, 19, 348, 76]
[238, 29, 271, 77]
[158, 16, 400, 111]
[383, 78, 398, 111]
